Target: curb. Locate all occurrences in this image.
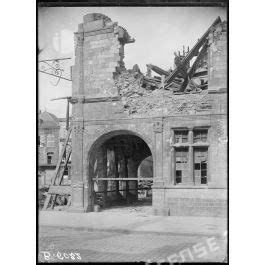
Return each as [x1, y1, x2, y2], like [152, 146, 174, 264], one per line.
[39, 224, 223, 238]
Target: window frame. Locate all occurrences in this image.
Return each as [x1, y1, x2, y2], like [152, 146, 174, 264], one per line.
[46, 134, 55, 147]
[193, 129, 208, 143]
[172, 127, 210, 186]
[174, 130, 188, 144]
[47, 152, 54, 165]
[193, 147, 208, 185]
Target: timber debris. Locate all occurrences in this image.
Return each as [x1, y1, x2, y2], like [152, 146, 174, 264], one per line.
[113, 18, 226, 116]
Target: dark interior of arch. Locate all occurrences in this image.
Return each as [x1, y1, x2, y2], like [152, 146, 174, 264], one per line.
[90, 134, 153, 208]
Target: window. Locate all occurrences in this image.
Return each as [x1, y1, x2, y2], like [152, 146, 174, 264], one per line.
[176, 170, 182, 184]
[173, 128, 210, 185]
[47, 134, 55, 147]
[175, 148, 188, 163]
[47, 152, 54, 164]
[39, 134, 45, 147]
[175, 131, 188, 143]
[194, 148, 208, 184]
[175, 147, 189, 184]
[194, 130, 208, 143]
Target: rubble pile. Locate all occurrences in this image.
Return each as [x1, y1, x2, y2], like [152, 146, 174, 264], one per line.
[112, 18, 226, 117]
[114, 70, 211, 117]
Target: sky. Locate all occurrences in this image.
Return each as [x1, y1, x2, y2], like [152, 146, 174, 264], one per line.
[38, 6, 227, 118]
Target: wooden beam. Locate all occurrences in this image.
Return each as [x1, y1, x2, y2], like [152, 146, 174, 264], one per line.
[165, 17, 221, 84]
[48, 185, 71, 195]
[57, 149, 72, 186]
[188, 43, 208, 79]
[147, 64, 170, 76]
[43, 128, 72, 210]
[180, 43, 208, 92]
[92, 178, 153, 181]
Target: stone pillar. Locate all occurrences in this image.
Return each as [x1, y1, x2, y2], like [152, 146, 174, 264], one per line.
[153, 121, 164, 185]
[69, 122, 85, 212]
[170, 130, 176, 184]
[97, 145, 108, 206]
[208, 22, 227, 93]
[152, 120, 169, 216]
[69, 26, 86, 212]
[107, 149, 117, 201]
[119, 148, 128, 198]
[114, 147, 120, 198]
[188, 128, 194, 185]
[124, 155, 129, 197]
[128, 158, 138, 200]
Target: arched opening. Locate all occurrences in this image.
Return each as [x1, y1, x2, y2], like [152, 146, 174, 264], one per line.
[87, 131, 153, 212]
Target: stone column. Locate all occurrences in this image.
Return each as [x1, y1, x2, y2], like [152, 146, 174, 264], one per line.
[107, 149, 117, 201]
[124, 155, 129, 197]
[128, 158, 138, 200]
[153, 121, 164, 185]
[114, 147, 120, 198]
[97, 145, 108, 206]
[69, 122, 85, 212]
[170, 130, 176, 184]
[188, 128, 194, 185]
[68, 29, 86, 212]
[152, 120, 169, 216]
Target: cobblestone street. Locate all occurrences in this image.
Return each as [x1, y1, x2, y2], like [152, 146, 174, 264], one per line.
[38, 226, 227, 262]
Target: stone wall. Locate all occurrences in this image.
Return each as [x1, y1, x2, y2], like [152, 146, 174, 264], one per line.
[70, 13, 228, 216]
[208, 21, 227, 92]
[72, 13, 134, 99]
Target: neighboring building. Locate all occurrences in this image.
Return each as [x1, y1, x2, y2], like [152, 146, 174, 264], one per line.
[38, 111, 71, 187]
[57, 13, 227, 217]
[38, 111, 60, 187]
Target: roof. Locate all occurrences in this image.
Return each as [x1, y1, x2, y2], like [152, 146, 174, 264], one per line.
[39, 111, 59, 128]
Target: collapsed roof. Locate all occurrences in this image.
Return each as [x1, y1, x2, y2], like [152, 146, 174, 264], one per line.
[113, 17, 227, 117]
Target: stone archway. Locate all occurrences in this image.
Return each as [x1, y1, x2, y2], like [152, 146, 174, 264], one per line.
[86, 130, 154, 210]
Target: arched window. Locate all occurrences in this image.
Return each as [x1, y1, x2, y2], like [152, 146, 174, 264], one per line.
[47, 152, 54, 164]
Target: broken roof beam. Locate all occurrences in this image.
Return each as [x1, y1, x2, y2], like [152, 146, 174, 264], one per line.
[187, 43, 208, 80]
[180, 43, 208, 92]
[165, 16, 221, 84]
[147, 64, 170, 76]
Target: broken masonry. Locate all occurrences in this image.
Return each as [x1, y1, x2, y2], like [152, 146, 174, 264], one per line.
[44, 13, 227, 217]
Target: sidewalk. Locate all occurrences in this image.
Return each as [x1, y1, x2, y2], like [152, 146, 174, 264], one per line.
[39, 210, 227, 237]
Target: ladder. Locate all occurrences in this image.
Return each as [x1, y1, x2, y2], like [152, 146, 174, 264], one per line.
[43, 128, 72, 210]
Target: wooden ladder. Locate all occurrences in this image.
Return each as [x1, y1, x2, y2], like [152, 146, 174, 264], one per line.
[43, 128, 72, 210]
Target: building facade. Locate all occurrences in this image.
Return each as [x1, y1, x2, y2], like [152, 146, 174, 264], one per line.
[38, 111, 60, 187]
[67, 13, 227, 216]
[38, 112, 72, 187]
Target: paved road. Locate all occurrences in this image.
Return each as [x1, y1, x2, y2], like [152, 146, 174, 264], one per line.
[38, 226, 227, 262]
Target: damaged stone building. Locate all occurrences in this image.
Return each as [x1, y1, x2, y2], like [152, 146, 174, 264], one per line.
[46, 13, 227, 217]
